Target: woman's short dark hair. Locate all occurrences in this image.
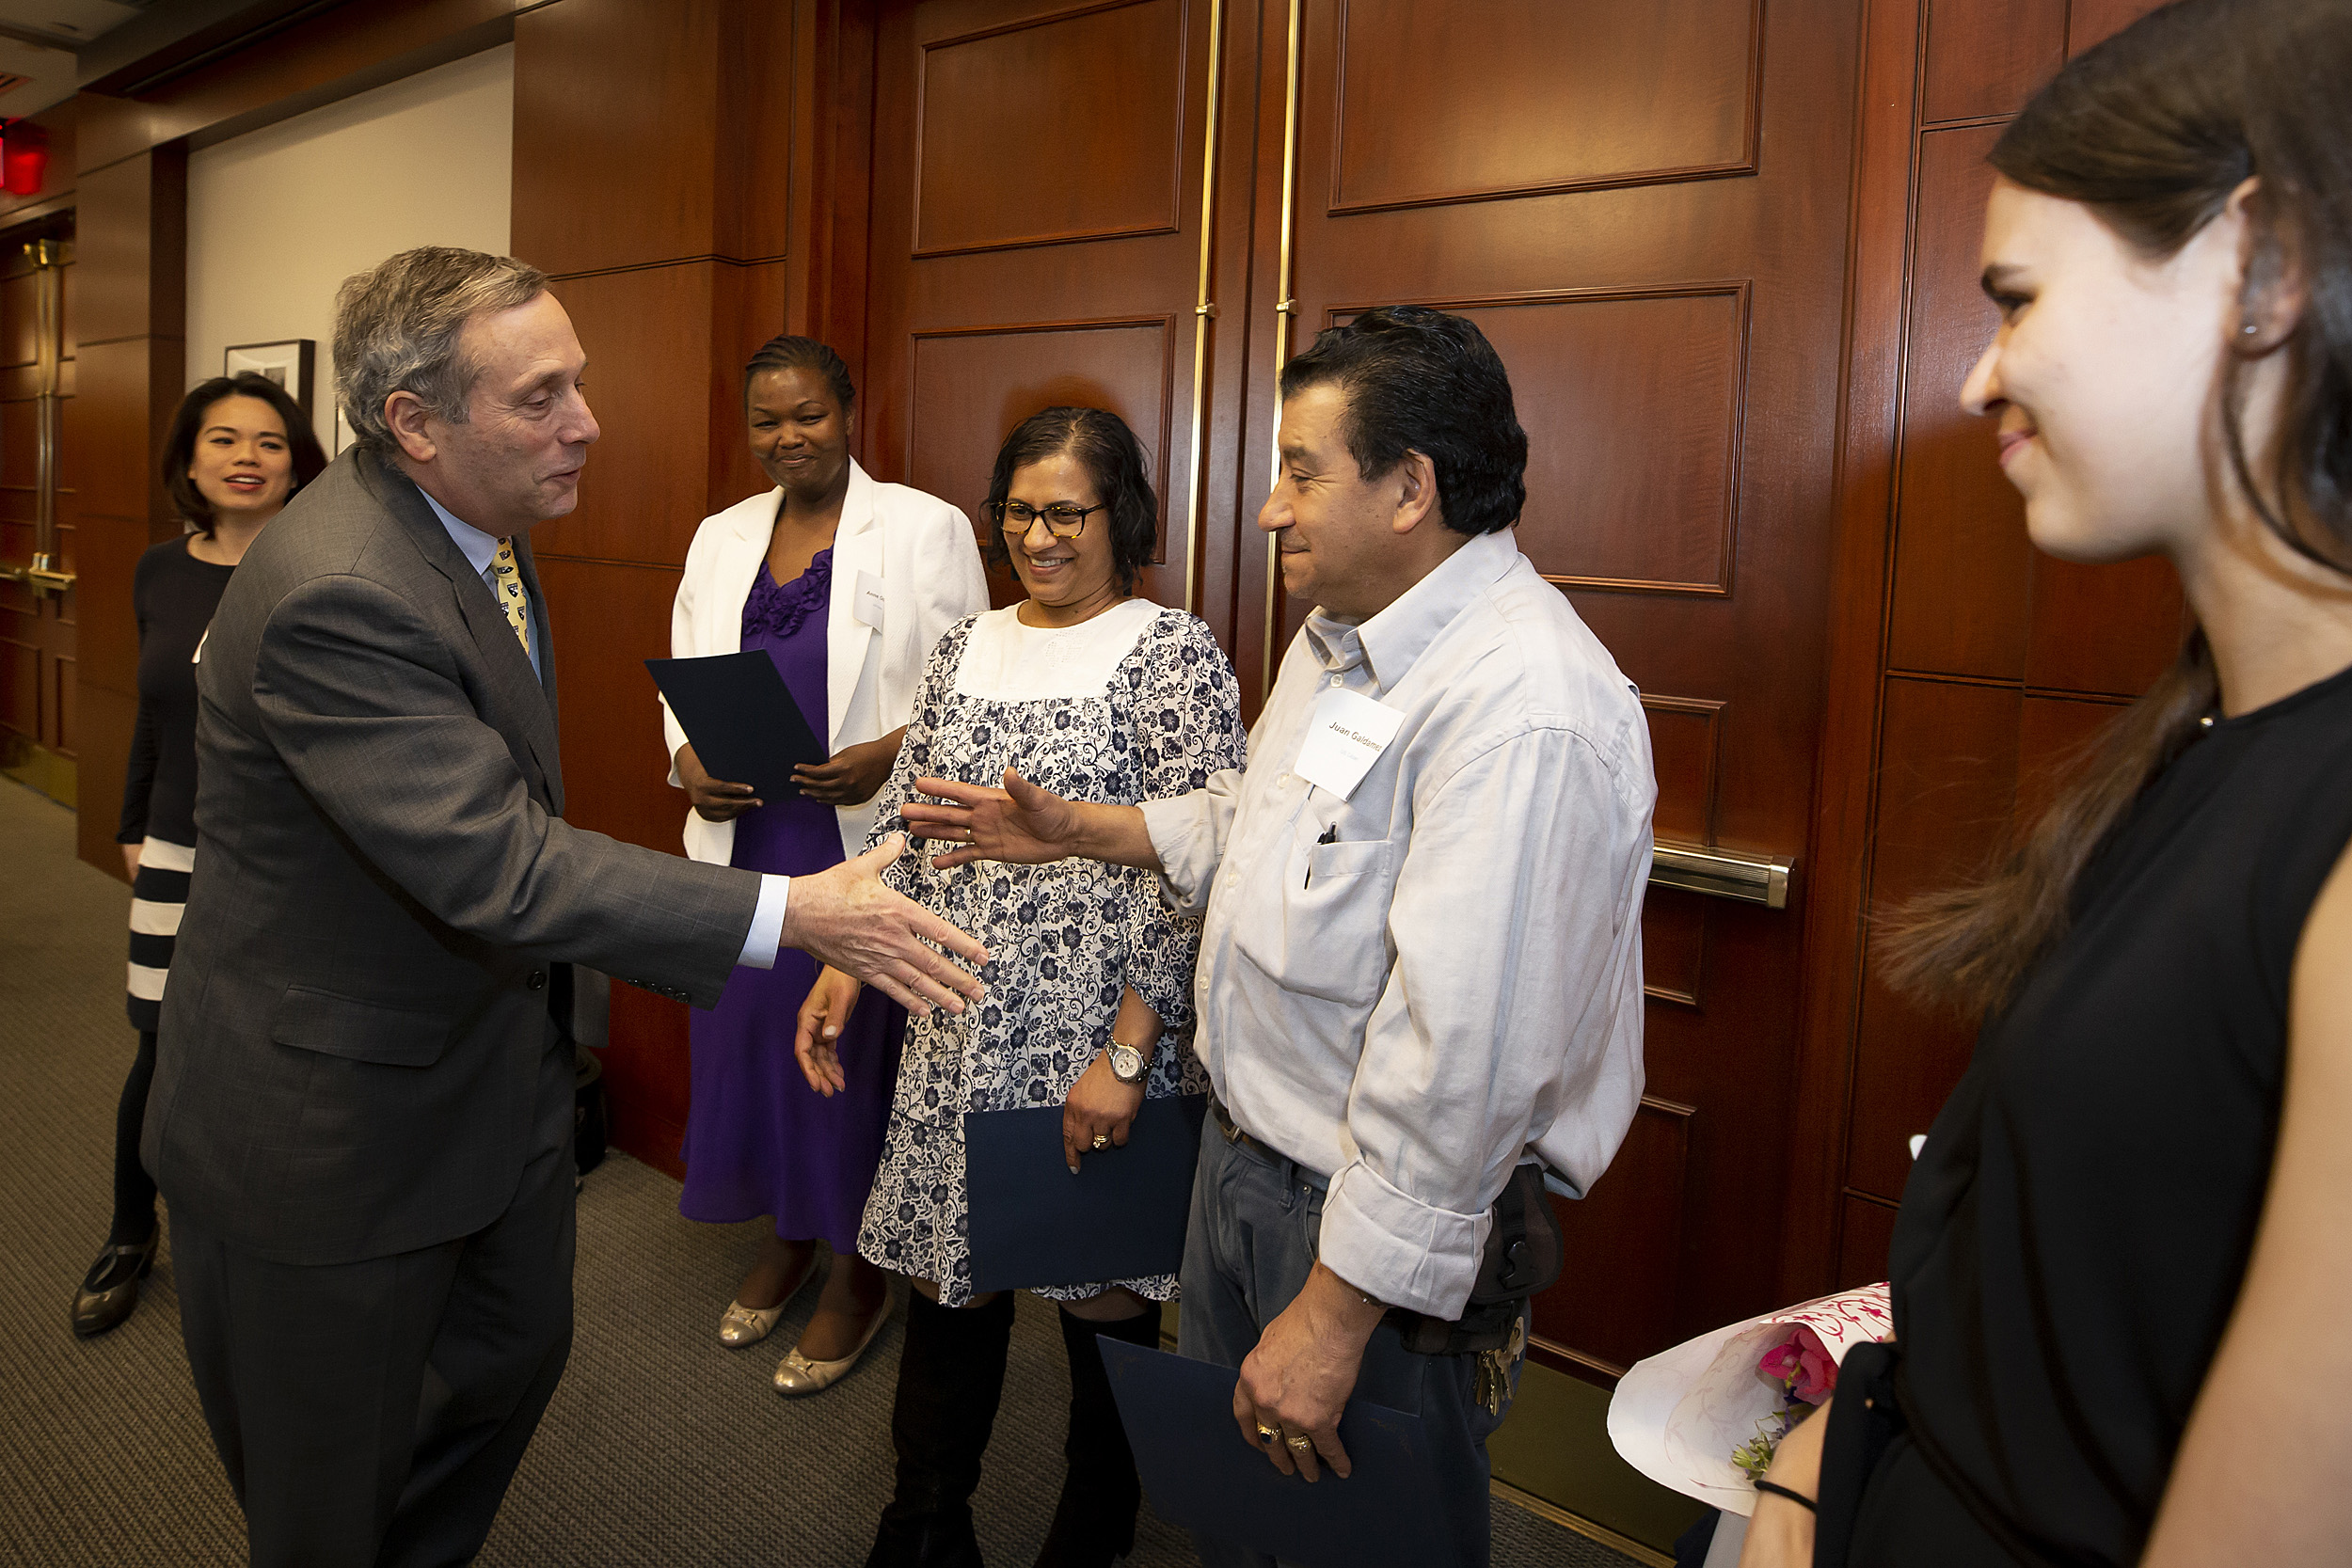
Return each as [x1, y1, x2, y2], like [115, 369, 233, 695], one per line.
[1277, 305, 1528, 536]
[743, 334, 856, 412]
[162, 373, 330, 537]
[981, 406, 1158, 594]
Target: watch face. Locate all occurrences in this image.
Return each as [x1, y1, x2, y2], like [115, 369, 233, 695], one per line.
[1110, 1044, 1145, 1082]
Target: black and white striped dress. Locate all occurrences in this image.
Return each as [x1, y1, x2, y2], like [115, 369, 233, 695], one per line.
[118, 537, 235, 1034]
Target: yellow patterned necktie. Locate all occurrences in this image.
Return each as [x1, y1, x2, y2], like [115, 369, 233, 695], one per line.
[488, 537, 532, 657]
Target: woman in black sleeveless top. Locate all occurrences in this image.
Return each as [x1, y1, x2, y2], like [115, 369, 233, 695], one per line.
[1742, 3, 2352, 1565]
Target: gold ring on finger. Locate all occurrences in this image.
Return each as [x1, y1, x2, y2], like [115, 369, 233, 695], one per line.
[1256, 1423, 1280, 1444]
[1091, 1132, 1110, 1150]
[1285, 1433, 1314, 1452]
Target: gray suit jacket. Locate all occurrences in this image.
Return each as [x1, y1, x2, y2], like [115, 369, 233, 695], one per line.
[146, 447, 761, 1265]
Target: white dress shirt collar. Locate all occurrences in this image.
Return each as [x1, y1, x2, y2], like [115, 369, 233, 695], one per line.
[1302, 525, 1519, 691]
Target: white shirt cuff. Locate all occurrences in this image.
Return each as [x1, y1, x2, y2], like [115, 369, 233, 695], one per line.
[1138, 793, 1216, 915]
[1318, 1159, 1493, 1320]
[737, 873, 790, 969]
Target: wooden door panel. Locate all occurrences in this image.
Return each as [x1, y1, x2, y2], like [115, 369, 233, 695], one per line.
[2025, 553, 2185, 697]
[905, 316, 1179, 580]
[1264, 0, 1862, 1366]
[1537, 1097, 1692, 1378]
[914, 0, 1188, 254]
[1328, 0, 1760, 212]
[2067, 0, 2168, 56]
[1887, 123, 2029, 682]
[870, 0, 1218, 613]
[1921, 0, 2066, 124]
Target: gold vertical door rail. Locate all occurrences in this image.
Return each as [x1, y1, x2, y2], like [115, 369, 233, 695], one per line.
[23, 239, 69, 596]
[1261, 0, 1304, 690]
[1179, 0, 1226, 616]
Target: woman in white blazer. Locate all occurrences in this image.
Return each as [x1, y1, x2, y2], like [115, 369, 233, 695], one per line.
[663, 335, 988, 1396]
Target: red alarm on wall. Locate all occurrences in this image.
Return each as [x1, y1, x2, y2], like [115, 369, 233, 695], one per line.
[2, 120, 49, 197]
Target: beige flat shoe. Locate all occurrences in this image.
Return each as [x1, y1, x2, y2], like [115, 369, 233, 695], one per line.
[772, 1306, 890, 1396]
[718, 1298, 787, 1348]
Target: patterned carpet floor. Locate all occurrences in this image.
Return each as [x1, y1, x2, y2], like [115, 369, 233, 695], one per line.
[0, 775, 1639, 1567]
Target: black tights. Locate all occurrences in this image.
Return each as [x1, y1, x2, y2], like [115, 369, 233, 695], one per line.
[109, 1030, 159, 1246]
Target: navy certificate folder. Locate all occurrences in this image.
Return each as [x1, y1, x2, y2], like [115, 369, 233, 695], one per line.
[962, 1093, 1207, 1294]
[644, 650, 826, 799]
[1098, 1339, 1469, 1568]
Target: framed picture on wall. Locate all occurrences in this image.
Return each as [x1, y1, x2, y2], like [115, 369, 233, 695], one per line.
[224, 339, 315, 419]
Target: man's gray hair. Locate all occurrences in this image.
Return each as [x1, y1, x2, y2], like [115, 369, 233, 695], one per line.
[333, 246, 549, 452]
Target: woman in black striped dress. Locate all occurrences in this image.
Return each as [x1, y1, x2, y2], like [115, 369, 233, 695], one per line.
[72, 372, 324, 1338]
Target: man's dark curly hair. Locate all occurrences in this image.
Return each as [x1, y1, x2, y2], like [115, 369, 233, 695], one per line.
[1278, 305, 1527, 535]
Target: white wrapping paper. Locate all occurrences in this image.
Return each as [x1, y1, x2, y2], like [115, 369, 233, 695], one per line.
[1606, 1285, 1891, 1516]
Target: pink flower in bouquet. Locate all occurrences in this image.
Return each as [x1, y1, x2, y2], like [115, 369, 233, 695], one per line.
[1757, 1325, 1838, 1404]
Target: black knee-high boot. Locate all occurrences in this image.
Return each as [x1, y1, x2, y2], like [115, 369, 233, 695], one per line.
[1035, 1302, 1162, 1568]
[867, 1290, 1017, 1568]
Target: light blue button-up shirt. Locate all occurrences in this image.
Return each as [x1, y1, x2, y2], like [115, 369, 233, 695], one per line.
[419, 487, 788, 969]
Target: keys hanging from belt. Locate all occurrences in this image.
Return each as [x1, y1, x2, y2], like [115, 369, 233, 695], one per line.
[1472, 1312, 1528, 1418]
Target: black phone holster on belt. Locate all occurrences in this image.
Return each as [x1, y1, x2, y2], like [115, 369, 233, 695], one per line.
[1389, 1163, 1564, 1355]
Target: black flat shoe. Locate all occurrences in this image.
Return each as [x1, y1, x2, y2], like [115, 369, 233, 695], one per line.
[71, 1230, 158, 1338]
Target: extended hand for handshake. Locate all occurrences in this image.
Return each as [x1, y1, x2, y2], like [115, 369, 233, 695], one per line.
[778, 833, 991, 1016]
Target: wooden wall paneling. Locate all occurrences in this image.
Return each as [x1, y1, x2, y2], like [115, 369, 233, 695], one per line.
[1836, 1193, 1899, 1290]
[513, 0, 794, 277]
[603, 979, 691, 1180]
[533, 554, 690, 852]
[1532, 1097, 1694, 1382]
[2066, 0, 2168, 57]
[913, 0, 1187, 256]
[1777, 0, 1929, 1300]
[1405, 286, 1751, 597]
[70, 144, 183, 871]
[1271, 0, 1861, 1364]
[1844, 674, 2019, 1198]
[866, 0, 1232, 617]
[0, 630, 30, 734]
[1919, 0, 2065, 125]
[1884, 123, 2028, 681]
[782, 0, 879, 369]
[2013, 689, 2125, 827]
[2023, 552, 2185, 697]
[1327, 0, 1761, 213]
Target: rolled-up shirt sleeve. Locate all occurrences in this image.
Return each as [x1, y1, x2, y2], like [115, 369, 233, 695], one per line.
[1318, 722, 1646, 1320]
[1139, 768, 1245, 916]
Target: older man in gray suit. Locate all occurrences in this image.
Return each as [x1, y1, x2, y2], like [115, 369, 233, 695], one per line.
[143, 246, 985, 1568]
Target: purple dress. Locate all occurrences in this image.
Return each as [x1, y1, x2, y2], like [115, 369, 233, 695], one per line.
[679, 548, 906, 1250]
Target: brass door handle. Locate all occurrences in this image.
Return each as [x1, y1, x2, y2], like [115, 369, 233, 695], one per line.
[1650, 843, 1792, 910]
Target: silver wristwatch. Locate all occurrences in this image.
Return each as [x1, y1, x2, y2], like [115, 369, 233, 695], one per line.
[1106, 1039, 1152, 1085]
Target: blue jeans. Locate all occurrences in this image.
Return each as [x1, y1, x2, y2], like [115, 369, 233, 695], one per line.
[1176, 1111, 1520, 1567]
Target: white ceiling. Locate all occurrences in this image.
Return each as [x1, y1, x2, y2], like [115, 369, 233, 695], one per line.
[0, 0, 150, 50]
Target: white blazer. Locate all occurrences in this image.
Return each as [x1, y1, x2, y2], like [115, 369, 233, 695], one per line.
[663, 459, 990, 864]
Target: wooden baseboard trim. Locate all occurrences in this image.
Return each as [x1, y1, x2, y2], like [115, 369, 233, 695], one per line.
[1490, 1478, 1677, 1568]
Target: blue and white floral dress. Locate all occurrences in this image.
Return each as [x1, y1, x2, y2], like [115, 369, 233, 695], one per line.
[854, 599, 1247, 1306]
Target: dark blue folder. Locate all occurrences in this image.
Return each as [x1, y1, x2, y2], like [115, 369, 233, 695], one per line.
[1099, 1339, 1469, 1568]
[962, 1093, 1207, 1293]
[644, 650, 826, 799]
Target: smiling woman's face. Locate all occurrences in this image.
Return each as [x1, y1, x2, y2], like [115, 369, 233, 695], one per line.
[747, 364, 853, 502]
[1961, 178, 2251, 564]
[188, 394, 294, 520]
[1002, 450, 1119, 614]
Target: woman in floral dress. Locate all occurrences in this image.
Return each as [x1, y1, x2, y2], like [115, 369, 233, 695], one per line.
[798, 406, 1245, 1568]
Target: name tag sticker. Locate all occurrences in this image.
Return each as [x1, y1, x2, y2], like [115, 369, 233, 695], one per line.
[1293, 687, 1403, 801]
[854, 569, 887, 628]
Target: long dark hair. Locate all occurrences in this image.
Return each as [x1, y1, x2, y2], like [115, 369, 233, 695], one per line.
[161, 372, 328, 536]
[1882, 0, 2352, 1014]
[981, 406, 1158, 594]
